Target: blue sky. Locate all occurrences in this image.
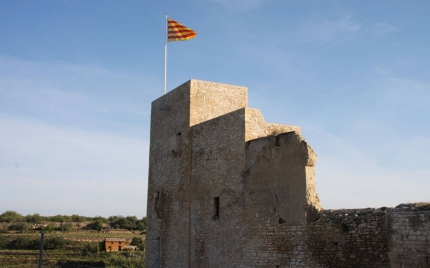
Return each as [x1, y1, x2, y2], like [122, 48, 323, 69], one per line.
[1, 0, 429, 218]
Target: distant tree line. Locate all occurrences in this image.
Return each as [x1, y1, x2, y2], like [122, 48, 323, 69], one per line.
[0, 211, 146, 232]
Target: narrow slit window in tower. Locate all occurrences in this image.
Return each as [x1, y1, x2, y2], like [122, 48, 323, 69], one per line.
[213, 197, 220, 220]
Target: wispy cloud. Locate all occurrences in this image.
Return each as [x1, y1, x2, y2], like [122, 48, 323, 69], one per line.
[371, 22, 396, 36]
[0, 55, 155, 134]
[296, 12, 361, 46]
[207, 0, 266, 10]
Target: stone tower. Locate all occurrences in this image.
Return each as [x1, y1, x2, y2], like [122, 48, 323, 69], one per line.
[145, 80, 321, 267]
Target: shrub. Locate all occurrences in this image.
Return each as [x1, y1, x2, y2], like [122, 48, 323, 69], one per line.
[137, 222, 146, 231]
[81, 242, 99, 255]
[49, 215, 66, 222]
[25, 213, 44, 223]
[9, 222, 29, 233]
[39, 224, 58, 232]
[10, 236, 39, 250]
[92, 219, 104, 232]
[0, 211, 22, 222]
[61, 222, 74, 232]
[44, 236, 67, 250]
[106, 253, 145, 268]
[130, 237, 144, 250]
[94, 216, 108, 223]
[0, 235, 9, 249]
[71, 214, 87, 223]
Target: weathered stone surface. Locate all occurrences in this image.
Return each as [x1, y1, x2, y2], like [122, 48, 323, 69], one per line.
[146, 80, 315, 267]
[146, 80, 430, 268]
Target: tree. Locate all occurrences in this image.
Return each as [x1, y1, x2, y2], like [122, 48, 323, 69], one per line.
[0, 211, 22, 222]
[49, 215, 66, 222]
[137, 221, 146, 231]
[92, 219, 103, 232]
[130, 237, 144, 250]
[25, 213, 44, 223]
[126, 216, 138, 224]
[108, 215, 122, 222]
[115, 218, 128, 229]
[71, 214, 86, 223]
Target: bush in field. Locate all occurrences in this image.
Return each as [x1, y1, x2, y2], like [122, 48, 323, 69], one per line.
[94, 216, 108, 223]
[44, 236, 67, 250]
[107, 253, 145, 268]
[0, 211, 22, 222]
[8, 222, 29, 233]
[108, 215, 122, 222]
[10, 236, 39, 250]
[25, 213, 44, 223]
[92, 218, 104, 231]
[71, 214, 87, 223]
[81, 242, 99, 256]
[49, 214, 66, 222]
[137, 221, 145, 231]
[130, 237, 144, 250]
[0, 235, 9, 249]
[39, 224, 58, 232]
[61, 222, 74, 232]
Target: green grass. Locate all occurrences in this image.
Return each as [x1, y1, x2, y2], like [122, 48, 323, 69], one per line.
[0, 230, 146, 267]
[0, 249, 145, 267]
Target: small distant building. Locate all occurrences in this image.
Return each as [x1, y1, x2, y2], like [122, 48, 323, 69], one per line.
[104, 238, 127, 252]
[124, 245, 138, 251]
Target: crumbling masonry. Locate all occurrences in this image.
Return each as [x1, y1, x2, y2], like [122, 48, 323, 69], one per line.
[146, 80, 430, 268]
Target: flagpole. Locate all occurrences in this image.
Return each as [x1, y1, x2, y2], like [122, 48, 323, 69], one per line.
[164, 14, 168, 95]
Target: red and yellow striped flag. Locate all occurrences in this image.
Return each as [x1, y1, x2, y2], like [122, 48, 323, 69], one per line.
[168, 19, 196, 42]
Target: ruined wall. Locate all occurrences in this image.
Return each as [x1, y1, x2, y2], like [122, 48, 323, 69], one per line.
[244, 108, 300, 141]
[240, 207, 430, 268]
[244, 132, 321, 226]
[388, 208, 430, 268]
[242, 208, 388, 267]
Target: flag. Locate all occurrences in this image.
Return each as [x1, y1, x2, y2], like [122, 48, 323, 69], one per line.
[168, 18, 196, 42]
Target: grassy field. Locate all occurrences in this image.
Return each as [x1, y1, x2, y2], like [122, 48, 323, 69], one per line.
[0, 230, 146, 267]
[0, 249, 145, 267]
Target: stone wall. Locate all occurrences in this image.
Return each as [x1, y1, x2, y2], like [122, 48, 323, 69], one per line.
[146, 80, 430, 268]
[388, 207, 430, 268]
[241, 207, 430, 268]
[244, 108, 300, 141]
[147, 80, 254, 267]
[242, 208, 388, 267]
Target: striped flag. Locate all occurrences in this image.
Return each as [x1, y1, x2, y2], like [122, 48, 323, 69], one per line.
[168, 19, 196, 42]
